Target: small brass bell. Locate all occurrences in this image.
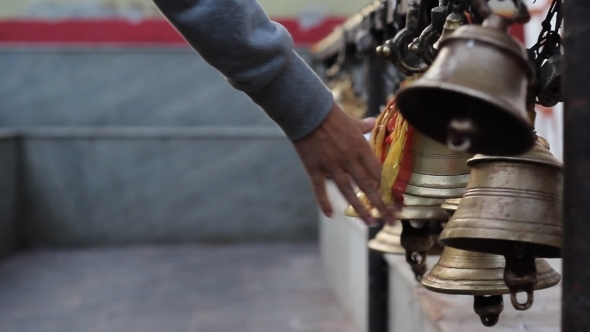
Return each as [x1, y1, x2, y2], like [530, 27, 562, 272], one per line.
[441, 197, 461, 213]
[369, 207, 445, 281]
[344, 192, 371, 218]
[440, 137, 562, 311]
[538, 54, 563, 107]
[330, 78, 367, 120]
[396, 0, 535, 156]
[368, 222, 406, 255]
[432, 2, 466, 50]
[422, 246, 562, 327]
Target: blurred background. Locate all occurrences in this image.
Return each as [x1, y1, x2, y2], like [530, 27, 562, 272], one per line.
[0, 0, 562, 331]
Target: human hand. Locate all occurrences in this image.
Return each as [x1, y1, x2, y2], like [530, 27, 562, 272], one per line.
[292, 102, 396, 225]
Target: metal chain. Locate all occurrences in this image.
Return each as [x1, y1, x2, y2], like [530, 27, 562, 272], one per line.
[530, 0, 563, 68]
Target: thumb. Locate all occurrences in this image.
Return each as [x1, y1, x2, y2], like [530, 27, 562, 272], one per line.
[357, 117, 377, 134]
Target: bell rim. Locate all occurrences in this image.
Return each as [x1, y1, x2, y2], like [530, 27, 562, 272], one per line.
[397, 80, 535, 157]
[422, 255, 562, 295]
[421, 276, 510, 296]
[395, 206, 449, 221]
[401, 80, 531, 133]
[421, 266, 562, 295]
[368, 238, 406, 255]
[439, 233, 562, 259]
[467, 145, 563, 169]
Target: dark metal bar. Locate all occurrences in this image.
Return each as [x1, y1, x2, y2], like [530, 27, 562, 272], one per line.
[310, 0, 382, 62]
[561, 0, 590, 330]
[365, 53, 389, 117]
[368, 225, 389, 332]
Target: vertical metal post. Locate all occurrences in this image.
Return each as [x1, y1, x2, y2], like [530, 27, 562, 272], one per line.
[366, 53, 389, 118]
[368, 225, 389, 332]
[561, 0, 590, 330]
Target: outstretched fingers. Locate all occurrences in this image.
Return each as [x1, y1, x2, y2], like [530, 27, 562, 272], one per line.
[310, 173, 332, 217]
[346, 160, 396, 225]
[331, 170, 375, 225]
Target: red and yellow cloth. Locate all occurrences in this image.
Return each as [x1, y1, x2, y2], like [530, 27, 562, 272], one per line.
[369, 79, 415, 207]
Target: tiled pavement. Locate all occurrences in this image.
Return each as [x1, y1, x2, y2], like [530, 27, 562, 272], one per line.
[0, 243, 355, 332]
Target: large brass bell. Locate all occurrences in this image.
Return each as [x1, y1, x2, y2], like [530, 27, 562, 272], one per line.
[372, 130, 471, 280]
[423, 247, 562, 327]
[396, 0, 535, 156]
[440, 137, 562, 311]
[422, 198, 561, 327]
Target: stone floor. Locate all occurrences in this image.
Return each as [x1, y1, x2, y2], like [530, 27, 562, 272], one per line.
[0, 243, 354, 332]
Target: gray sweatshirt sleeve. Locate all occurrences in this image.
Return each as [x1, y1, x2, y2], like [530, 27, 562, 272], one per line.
[152, 0, 335, 141]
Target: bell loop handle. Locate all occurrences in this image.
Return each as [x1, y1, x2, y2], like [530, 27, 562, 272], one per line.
[510, 289, 534, 311]
[503, 254, 537, 311]
[470, 0, 530, 26]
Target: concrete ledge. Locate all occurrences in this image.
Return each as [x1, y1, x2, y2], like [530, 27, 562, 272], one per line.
[385, 254, 561, 332]
[320, 180, 368, 332]
[15, 126, 317, 246]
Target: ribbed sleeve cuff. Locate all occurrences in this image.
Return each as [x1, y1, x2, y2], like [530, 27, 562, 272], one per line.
[246, 51, 334, 141]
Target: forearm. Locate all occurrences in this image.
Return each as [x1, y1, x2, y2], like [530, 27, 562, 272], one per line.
[153, 0, 334, 140]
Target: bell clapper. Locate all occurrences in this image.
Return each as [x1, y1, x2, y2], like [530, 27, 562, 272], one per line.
[447, 118, 477, 152]
[503, 245, 538, 311]
[400, 220, 435, 281]
[473, 295, 504, 328]
[406, 250, 428, 281]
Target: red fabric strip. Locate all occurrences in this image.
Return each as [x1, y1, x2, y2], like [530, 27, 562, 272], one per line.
[392, 126, 415, 206]
[0, 18, 346, 46]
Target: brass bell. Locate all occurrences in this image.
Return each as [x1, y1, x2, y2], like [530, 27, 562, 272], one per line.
[344, 192, 370, 218]
[396, 0, 535, 156]
[373, 130, 471, 220]
[440, 137, 562, 311]
[329, 78, 367, 120]
[422, 246, 562, 327]
[373, 130, 471, 280]
[368, 222, 406, 255]
[398, 130, 471, 200]
[441, 197, 461, 214]
[432, 2, 466, 50]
